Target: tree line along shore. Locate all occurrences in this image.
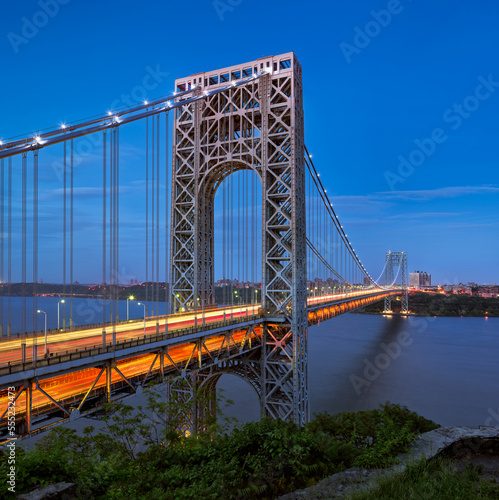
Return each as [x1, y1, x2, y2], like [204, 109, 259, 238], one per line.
[362, 291, 499, 317]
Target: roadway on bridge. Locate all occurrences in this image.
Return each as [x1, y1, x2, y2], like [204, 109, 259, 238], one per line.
[0, 305, 259, 365]
[0, 290, 384, 366]
[0, 289, 392, 431]
[0, 327, 258, 418]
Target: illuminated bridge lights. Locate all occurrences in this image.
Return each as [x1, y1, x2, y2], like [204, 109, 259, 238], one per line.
[0, 289, 403, 439]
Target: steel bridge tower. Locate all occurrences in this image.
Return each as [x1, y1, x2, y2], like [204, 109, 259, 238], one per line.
[170, 53, 309, 424]
[383, 251, 409, 314]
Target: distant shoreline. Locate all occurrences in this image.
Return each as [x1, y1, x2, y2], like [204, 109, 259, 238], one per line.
[357, 310, 497, 318]
[360, 291, 499, 318]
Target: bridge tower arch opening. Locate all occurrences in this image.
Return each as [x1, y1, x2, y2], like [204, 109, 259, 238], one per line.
[170, 53, 309, 424]
[201, 162, 262, 311]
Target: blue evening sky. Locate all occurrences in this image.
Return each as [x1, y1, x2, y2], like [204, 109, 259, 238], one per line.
[0, 0, 498, 285]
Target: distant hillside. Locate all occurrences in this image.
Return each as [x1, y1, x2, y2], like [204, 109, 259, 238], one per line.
[0, 282, 167, 301]
[362, 291, 499, 317]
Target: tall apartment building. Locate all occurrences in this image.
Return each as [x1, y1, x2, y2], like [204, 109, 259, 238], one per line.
[409, 271, 431, 288]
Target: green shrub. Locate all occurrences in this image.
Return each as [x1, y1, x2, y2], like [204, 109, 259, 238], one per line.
[1, 401, 439, 499]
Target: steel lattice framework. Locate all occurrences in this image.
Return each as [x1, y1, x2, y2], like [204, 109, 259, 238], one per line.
[383, 251, 409, 313]
[170, 53, 309, 424]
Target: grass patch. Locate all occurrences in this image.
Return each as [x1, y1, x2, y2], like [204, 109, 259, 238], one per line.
[348, 457, 499, 500]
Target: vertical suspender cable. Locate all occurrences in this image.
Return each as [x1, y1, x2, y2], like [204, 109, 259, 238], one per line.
[306, 169, 309, 290]
[114, 127, 117, 328]
[253, 169, 256, 304]
[116, 126, 120, 323]
[102, 131, 107, 343]
[33, 151, 38, 338]
[109, 129, 113, 323]
[63, 144, 66, 329]
[70, 140, 74, 327]
[222, 179, 227, 307]
[165, 111, 169, 332]
[252, 170, 255, 304]
[7, 158, 12, 338]
[145, 116, 149, 317]
[22, 153, 27, 336]
[334, 216, 337, 287]
[151, 116, 155, 316]
[115, 127, 119, 327]
[251, 101, 256, 305]
[224, 98, 228, 309]
[230, 147, 233, 311]
[241, 170, 243, 301]
[113, 128, 117, 327]
[156, 114, 160, 322]
[111, 127, 117, 333]
[244, 172, 248, 299]
[0, 159, 3, 338]
[229, 92, 234, 314]
[113, 127, 116, 325]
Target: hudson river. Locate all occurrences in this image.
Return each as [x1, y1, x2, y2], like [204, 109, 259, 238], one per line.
[219, 313, 499, 427]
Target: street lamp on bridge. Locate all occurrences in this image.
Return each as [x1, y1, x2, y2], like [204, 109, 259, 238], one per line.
[127, 295, 134, 321]
[137, 302, 146, 337]
[37, 309, 48, 357]
[57, 299, 65, 330]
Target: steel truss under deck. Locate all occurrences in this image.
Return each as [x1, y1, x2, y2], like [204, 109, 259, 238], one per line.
[0, 290, 399, 439]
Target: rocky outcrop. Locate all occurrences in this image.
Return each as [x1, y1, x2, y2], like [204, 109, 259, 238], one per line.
[17, 482, 76, 500]
[277, 426, 499, 499]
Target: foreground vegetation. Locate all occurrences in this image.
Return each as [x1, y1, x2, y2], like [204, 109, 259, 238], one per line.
[0, 396, 438, 499]
[349, 457, 499, 500]
[363, 292, 499, 317]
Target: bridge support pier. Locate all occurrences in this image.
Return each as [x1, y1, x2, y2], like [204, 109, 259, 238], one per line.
[105, 362, 113, 403]
[165, 373, 217, 437]
[25, 381, 32, 435]
[260, 322, 309, 424]
[383, 251, 409, 314]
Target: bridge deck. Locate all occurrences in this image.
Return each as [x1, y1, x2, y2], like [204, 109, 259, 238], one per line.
[0, 289, 402, 438]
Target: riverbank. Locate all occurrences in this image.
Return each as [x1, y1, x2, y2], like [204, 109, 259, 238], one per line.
[361, 292, 499, 317]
